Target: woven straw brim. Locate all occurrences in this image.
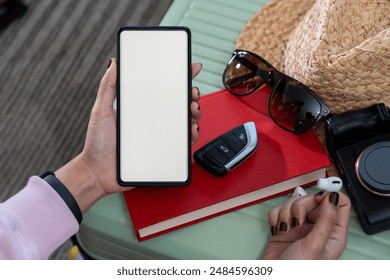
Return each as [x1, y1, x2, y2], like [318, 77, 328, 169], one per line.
[236, 0, 316, 71]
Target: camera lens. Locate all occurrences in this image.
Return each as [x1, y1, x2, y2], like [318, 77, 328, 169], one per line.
[355, 141, 390, 197]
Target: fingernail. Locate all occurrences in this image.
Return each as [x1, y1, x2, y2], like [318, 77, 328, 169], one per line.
[329, 192, 339, 206]
[195, 87, 200, 97]
[279, 222, 287, 232]
[315, 191, 324, 197]
[197, 124, 199, 132]
[107, 59, 112, 69]
[292, 217, 299, 227]
[198, 104, 200, 110]
[270, 226, 277, 236]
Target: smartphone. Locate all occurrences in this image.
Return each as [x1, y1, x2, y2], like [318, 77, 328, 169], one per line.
[117, 26, 192, 186]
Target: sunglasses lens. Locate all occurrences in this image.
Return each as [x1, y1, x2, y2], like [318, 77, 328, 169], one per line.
[223, 52, 271, 95]
[269, 79, 322, 133]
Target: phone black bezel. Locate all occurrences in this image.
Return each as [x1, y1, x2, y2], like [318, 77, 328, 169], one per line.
[116, 26, 192, 187]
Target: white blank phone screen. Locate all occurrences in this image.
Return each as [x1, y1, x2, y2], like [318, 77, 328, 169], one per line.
[119, 29, 190, 184]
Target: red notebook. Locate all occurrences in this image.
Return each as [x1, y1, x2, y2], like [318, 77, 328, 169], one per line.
[123, 87, 331, 241]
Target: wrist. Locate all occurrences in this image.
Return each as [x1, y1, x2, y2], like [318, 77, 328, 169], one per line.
[40, 171, 83, 224]
[55, 154, 105, 213]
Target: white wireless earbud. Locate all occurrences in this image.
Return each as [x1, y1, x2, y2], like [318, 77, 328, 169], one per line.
[291, 186, 308, 197]
[317, 177, 343, 192]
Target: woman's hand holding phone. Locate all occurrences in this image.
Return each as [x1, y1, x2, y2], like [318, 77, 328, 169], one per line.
[55, 59, 203, 213]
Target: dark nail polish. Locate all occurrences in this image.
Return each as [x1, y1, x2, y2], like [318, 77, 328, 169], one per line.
[107, 59, 112, 69]
[198, 104, 200, 110]
[315, 191, 324, 197]
[292, 217, 299, 227]
[279, 222, 287, 232]
[197, 125, 199, 132]
[329, 192, 339, 206]
[195, 87, 200, 97]
[270, 226, 277, 236]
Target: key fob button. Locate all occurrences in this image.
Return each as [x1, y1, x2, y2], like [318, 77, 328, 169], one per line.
[204, 144, 229, 165]
[233, 125, 248, 145]
[213, 138, 236, 159]
[222, 132, 244, 152]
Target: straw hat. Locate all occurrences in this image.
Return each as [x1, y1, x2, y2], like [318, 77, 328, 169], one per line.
[236, 0, 390, 175]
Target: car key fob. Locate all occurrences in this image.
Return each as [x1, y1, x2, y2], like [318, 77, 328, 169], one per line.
[194, 121, 258, 176]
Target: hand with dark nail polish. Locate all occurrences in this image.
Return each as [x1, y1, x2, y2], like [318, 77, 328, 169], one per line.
[263, 191, 351, 260]
[0, 59, 203, 260]
[190, 63, 203, 144]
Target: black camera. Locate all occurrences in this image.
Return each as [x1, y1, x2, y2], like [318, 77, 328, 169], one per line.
[325, 103, 390, 234]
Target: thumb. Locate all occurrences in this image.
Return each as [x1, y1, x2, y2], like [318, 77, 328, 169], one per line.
[302, 192, 339, 258]
[93, 58, 117, 113]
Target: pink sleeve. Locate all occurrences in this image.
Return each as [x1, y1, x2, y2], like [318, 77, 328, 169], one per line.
[0, 176, 79, 259]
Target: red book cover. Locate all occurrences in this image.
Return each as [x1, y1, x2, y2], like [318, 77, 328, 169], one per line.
[123, 87, 331, 241]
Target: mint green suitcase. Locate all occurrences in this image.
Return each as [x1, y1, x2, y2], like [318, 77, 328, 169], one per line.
[74, 0, 390, 259]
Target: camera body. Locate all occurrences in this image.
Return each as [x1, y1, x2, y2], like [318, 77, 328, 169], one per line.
[325, 103, 390, 234]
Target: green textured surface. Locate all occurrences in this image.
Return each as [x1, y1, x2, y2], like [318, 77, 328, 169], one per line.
[76, 0, 390, 259]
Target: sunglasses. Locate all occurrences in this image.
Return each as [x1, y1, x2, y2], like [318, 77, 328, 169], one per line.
[223, 50, 331, 134]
